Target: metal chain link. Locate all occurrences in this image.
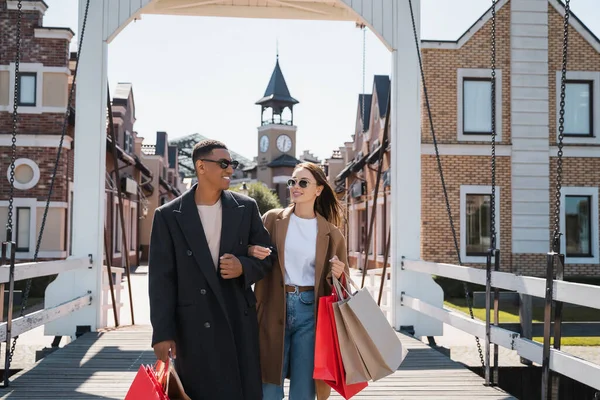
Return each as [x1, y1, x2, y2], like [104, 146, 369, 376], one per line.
[408, 0, 485, 369]
[6, 0, 92, 367]
[552, 0, 570, 252]
[6, 0, 23, 244]
[490, 0, 497, 251]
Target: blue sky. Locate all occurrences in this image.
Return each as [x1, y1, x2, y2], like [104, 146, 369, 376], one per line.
[42, 0, 600, 161]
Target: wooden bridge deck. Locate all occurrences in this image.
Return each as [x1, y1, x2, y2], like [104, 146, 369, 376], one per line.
[0, 325, 515, 399]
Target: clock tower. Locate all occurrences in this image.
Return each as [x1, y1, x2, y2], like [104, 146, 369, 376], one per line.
[256, 55, 301, 205]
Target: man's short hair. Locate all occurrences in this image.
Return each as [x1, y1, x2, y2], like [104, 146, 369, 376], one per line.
[192, 139, 228, 164]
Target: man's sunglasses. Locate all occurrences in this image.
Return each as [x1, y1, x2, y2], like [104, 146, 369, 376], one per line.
[286, 178, 312, 188]
[201, 159, 239, 170]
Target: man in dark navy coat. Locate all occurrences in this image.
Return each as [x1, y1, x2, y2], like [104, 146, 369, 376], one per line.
[149, 139, 273, 400]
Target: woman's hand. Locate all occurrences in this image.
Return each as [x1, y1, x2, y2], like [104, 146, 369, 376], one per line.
[247, 245, 271, 260]
[329, 255, 345, 280]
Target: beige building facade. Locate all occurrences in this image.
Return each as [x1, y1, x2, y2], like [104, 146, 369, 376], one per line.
[331, 0, 600, 278]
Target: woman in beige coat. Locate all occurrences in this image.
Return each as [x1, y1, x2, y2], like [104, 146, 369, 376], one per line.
[248, 162, 349, 400]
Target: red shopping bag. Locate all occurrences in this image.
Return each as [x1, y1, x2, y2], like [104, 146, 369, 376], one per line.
[313, 291, 340, 382]
[125, 361, 169, 400]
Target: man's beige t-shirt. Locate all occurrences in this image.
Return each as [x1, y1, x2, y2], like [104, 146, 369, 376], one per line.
[197, 199, 222, 270]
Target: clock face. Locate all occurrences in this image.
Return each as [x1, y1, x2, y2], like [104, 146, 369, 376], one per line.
[276, 134, 292, 153]
[259, 135, 269, 153]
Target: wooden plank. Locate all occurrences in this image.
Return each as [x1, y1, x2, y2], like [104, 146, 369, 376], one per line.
[0, 294, 92, 341]
[0, 257, 90, 283]
[3, 325, 514, 399]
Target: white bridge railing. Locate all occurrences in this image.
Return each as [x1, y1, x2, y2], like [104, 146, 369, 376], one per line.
[0, 257, 93, 342]
[401, 259, 600, 392]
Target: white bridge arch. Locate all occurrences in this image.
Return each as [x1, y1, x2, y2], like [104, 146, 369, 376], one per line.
[44, 0, 444, 339]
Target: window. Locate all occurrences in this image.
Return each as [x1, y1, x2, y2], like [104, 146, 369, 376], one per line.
[561, 187, 598, 264]
[16, 207, 31, 252]
[466, 194, 491, 256]
[565, 195, 592, 257]
[114, 198, 121, 254]
[564, 81, 593, 137]
[18, 73, 37, 106]
[463, 78, 492, 135]
[457, 69, 502, 142]
[124, 131, 133, 153]
[130, 203, 137, 252]
[556, 72, 600, 144]
[460, 185, 500, 263]
[6, 158, 40, 190]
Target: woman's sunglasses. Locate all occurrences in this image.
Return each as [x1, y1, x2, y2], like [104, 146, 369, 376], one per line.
[201, 159, 240, 170]
[286, 178, 312, 189]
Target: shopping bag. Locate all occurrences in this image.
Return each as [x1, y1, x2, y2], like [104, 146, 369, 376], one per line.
[327, 297, 368, 399]
[125, 363, 168, 400]
[166, 363, 192, 400]
[340, 275, 407, 381]
[313, 290, 340, 382]
[331, 279, 371, 384]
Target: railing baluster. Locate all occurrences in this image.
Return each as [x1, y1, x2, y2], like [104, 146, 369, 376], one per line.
[542, 252, 555, 400]
[2, 241, 16, 387]
[493, 249, 500, 386]
[485, 250, 492, 385]
[552, 254, 565, 399]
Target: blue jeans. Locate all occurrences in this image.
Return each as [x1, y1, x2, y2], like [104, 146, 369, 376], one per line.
[263, 289, 316, 400]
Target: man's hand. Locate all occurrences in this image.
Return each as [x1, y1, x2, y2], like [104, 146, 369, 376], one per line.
[247, 245, 271, 260]
[220, 253, 243, 279]
[153, 340, 176, 362]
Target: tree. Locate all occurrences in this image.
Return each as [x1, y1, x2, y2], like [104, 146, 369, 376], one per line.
[231, 182, 282, 215]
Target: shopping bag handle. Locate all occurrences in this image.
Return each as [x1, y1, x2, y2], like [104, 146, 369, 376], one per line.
[342, 271, 361, 292]
[333, 276, 352, 299]
[153, 356, 172, 392]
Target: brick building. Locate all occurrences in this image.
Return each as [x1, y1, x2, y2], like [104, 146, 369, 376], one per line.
[329, 76, 391, 270]
[332, 0, 600, 277]
[104, 83, 156, 269]
[0, 0, 74, 260]
[139, 131, 185, 261]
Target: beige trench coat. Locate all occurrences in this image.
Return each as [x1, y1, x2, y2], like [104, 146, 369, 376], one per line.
[254, 205, 350, 400]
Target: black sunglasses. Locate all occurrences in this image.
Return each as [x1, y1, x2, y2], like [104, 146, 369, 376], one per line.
[287, 178, 312, 188]
[201, 158, 239, 170]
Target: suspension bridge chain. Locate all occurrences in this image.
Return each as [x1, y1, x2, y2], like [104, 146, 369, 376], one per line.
[552, 0, 571, 250]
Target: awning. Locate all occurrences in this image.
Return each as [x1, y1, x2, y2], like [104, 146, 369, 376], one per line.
[366, 145, 383, 165]
[106, 137, 135, 166]
[159, 176, 181, 197]
[334, 161, 355, 184]
[134, 155, 153, 179]
[351, 153, 369, 172]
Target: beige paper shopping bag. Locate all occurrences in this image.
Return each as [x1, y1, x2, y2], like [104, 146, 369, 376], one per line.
[332, 299, 371, 385]
[340, 285, 407, 381]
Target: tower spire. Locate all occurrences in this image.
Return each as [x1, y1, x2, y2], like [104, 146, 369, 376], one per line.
[256, 53, 298, 126]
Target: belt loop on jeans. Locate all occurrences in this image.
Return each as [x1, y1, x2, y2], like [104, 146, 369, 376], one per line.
[285, 285, 314, 294]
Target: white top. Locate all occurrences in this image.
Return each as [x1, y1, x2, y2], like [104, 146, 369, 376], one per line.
[284, 213, 318, 287]
[197, 199, 222, 270]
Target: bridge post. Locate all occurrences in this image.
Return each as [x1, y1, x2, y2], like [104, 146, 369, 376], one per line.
[45, 0, 108, 336]
[390, 0, 443, 337]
